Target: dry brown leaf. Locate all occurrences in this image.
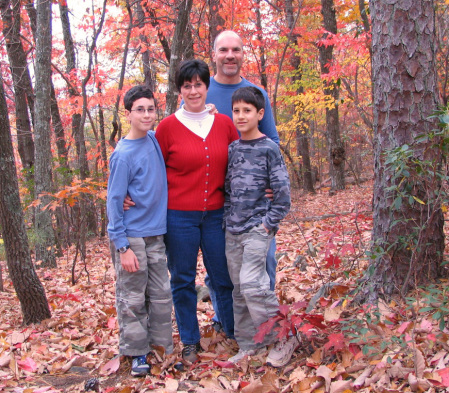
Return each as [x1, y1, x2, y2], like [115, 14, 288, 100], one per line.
[261, 369, 279, 392]
[165, 378, 179, 393]
[352, 365, 374, 388]
[289, 367, 307, 383]
[329, 380, 353, 393]
[324, 306, 343, 322]
[316, 364, 333, 392]
[241, 379, 264, 393]
[414, 348, 426, 378]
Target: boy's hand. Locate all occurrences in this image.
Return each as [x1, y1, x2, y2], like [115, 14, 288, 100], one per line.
[120, 249, 139, 272]
[265, 188, 274, 201]
[262, 223, 270, 234]
[123, 195, 135, 211]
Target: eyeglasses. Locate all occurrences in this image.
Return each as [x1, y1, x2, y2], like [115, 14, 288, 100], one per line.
[131, 107, 156, 114]
[181, 82, 205, 91]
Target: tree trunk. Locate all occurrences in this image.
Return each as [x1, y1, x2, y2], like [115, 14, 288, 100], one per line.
[135, 0, 156, 91]
[1, 0, 35, 180]
[0, 72, 51, 324]
[255, 0, 268, 90]
[319, 0, 345, 191]
[361, 0, 445, 302]
[285, 0, 315, 193]
[208, 0, 225, 74]
[34, 0, 56, 267]
[165, 0, 193, 116]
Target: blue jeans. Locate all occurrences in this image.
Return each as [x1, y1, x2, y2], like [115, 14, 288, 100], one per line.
[207, 237, 277, 323]
[165, 208, 234, 344]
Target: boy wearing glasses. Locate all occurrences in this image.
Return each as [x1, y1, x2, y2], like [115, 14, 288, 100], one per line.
[107, 85, 173, 376]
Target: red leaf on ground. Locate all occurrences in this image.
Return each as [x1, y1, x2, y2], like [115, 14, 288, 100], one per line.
[437, 368, 449, 387]
[213, 360, 236, 369]
[324, 333, 345, 353]
[324, 255, 341, 268]
[17, 357, 38, 373]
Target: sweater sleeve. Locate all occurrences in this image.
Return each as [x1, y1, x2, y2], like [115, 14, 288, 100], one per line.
[262, 145, 291, 231]
[107, 156, 131, 250]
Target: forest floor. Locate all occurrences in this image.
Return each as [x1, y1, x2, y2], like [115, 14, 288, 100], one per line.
[1, 179, 449, 392]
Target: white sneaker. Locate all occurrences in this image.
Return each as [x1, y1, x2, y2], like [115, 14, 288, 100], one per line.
[228, 348, 257, 363]
[266, 335, 299, 367]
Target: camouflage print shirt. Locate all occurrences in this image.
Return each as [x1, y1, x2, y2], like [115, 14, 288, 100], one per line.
[224, 136, 291, 235]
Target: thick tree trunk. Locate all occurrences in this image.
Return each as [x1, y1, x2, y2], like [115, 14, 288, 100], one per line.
[165, 0, 193, 116]
[34, 0, 56, 267]
[362, 0, 445, 302]
[319, 0, 345, 191]
[1, 0, 35, 178]
[0, 73, 51, 324]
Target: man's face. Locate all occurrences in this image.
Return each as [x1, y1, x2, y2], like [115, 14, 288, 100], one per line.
[212, 33, 244, 78]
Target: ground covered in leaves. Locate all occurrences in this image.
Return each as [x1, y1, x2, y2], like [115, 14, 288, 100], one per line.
[1, 181, 449, 392]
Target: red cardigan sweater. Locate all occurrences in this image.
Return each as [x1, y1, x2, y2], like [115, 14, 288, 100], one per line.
[156, 114, 239, 211]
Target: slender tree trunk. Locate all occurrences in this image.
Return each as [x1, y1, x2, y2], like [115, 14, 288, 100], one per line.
[0, 73, 51, 323]
[34, 0, 56, 267]
[255, 0, 268, 90]
[165, 0, 193, 116]
[110, 0, 132, 145]
[319, 0, 345, 191]
[285, 0, 315, 193]
[135, 0, 156, 91]
[208, 0, 225, 73]
[360, 0, 445, 302]
[1, 0, 35, 180]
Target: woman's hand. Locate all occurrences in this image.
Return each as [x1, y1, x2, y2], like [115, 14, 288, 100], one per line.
[265, 188, 274, 201]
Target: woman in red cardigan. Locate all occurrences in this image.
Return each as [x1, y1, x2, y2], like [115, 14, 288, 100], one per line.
[155, 59, 239, 363]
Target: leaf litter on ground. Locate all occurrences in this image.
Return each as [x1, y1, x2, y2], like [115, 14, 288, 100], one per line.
[1, 180, 449, 392]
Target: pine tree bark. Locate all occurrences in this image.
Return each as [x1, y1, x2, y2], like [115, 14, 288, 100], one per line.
[34, 0, 56, 267]
[319, 0, 345, 191]
[361, 0, 445, 302]
[0, 72, 51, 324]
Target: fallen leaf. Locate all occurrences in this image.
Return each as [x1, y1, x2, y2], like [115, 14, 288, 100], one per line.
[100, 356, 120, 375]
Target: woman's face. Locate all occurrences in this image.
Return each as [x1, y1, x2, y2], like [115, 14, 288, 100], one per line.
[180, 75, 208, 113]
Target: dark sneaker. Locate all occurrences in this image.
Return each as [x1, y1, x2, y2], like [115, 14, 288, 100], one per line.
[182, 343, 201, 363]
[131, 355, 149, 377]
[266, 335, 300, 367]
[212, 321, 224, 333]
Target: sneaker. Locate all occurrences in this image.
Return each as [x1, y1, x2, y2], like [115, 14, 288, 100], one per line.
[266, 335, 300, 367]
[212, 320, 224, 334]
[131, 355, 149, 377]
[228, 348, 257, 363]
[182, 343, 201, 363]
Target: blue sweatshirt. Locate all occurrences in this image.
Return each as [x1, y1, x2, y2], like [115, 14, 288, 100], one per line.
[107, 131, 167, 250]
[206, 77, 280, 144]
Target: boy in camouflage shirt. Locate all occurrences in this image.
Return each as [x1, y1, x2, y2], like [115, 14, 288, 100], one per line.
[224, 86, 298, 367]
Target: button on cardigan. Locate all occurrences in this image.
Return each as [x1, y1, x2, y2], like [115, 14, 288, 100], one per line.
[155, 114, 239, 211]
